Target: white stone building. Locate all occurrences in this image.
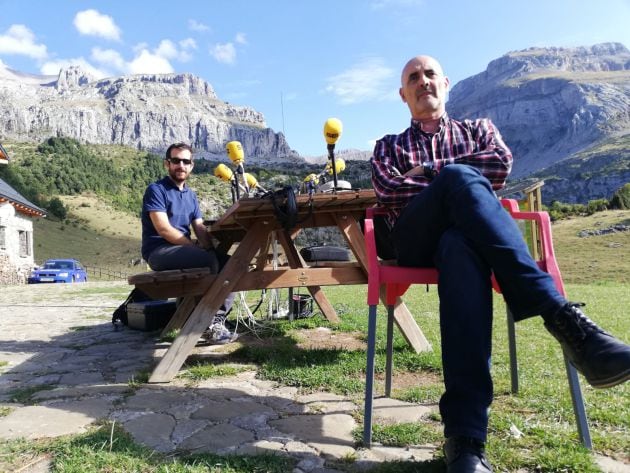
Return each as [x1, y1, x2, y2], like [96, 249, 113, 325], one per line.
[0, 144, 46, 284]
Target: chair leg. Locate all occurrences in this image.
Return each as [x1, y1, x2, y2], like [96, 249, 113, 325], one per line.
[385, 304, 394, 397]
[506, 308, 519, 394]
[563, 356, 593, 449]
[363, 304, 378, 448]
[508, 308, 591, 449]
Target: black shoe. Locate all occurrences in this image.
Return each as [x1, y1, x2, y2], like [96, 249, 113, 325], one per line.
[544, 302, 630, 388]
[443, 436, 492, 473]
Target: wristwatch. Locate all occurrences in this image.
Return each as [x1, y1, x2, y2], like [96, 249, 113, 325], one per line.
[421, 161, 437, 179]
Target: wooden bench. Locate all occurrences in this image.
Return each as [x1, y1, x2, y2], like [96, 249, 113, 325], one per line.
[128, 268, 214, 337]
[127, 262, 369, 335]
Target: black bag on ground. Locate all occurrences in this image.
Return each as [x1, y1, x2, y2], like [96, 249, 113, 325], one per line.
[127, 300, 177, 331]
[300, 245, 350, 262]
[112, 288, 152, 328]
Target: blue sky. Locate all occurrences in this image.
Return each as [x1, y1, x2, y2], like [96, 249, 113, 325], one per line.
[1, 0, 629, 157]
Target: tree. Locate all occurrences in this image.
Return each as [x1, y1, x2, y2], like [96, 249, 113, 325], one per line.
[609, 183, 630, 210]
[46, 197, 67, 219]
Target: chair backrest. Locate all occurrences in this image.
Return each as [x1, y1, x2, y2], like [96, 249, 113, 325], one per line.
[364, 199, 566, 306]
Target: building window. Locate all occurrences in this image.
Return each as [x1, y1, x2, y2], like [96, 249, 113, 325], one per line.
[0, 226, 5, 250]
[19, 230, 31, 257]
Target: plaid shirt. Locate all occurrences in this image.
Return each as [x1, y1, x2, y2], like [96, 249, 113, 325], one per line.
[370, 113, 512, 222]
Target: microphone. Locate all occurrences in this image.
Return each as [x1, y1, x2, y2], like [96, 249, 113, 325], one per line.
[226, 141, 244, 165]
[244, 172, 266, 193]
[301, 173, 320, 195]
[214, 163, 234, 182]
[323, 118, 342, 148]
[325, 157, 345, 175]
[225, 140, 248, 197]
[323, 118, 343, 190]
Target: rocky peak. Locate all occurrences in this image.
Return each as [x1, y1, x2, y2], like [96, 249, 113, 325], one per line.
[56, 65, 97, 92]
[447, 43, 630, 178]
[484, 42, 630, 82]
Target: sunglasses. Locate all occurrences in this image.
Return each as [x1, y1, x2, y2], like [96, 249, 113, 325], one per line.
[168, 157, 193, 165]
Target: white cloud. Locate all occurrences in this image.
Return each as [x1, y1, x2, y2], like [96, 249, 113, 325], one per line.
[235, 33, 247, 45]
[40, 57, 109, 79]
[325, 57, 396, 105]
[128, 50, 174, 74]
[91, 47, 126, 72]
[74, 9, 121, 41]
[155, 40, 178, 59]
[0, 24, 48, 59]
[370, 0, 424, 9]
[179, 38, 197, 50]
[188, 19, 210, 32]
[210, 42, 236, 64]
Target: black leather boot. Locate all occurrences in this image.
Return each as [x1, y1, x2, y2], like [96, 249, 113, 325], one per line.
[544, 302, 630, 388]
[443, 436, 492, 472]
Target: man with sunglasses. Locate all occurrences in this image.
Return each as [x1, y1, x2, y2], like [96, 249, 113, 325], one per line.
[141, 142, 236, 344]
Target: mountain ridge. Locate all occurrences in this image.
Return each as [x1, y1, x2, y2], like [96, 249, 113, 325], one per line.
[0, 64, 301, 164]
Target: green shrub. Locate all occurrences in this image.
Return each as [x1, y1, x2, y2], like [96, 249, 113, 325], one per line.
[609, 182, 630, 209]
[586, 198, 608, 214]
[46, 196, 68, 219]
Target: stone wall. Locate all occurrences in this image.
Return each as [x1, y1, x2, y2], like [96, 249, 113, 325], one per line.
[0, 203, 35, 285]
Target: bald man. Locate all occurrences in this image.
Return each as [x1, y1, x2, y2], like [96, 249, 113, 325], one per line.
[370, 55, 630, 473]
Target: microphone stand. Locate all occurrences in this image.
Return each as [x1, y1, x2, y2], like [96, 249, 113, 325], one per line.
[231, 174, 240, 201]
[327, 144, 339, 192]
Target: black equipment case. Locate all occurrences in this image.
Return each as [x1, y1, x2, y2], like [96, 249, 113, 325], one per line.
[126, 300, 177, 331]
[299, 245, 350, 262]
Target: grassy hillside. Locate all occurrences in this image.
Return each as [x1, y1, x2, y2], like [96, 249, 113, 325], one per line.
[4, 138, 627, 283]
[32, 194, 143, 276]
[29, 189, 630, 285]
[552, 209, 630, 284]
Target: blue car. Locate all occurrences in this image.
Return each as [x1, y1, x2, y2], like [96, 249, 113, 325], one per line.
[28, 259, 88, 283]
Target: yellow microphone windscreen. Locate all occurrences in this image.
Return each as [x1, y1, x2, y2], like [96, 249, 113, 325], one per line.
[214, 163, 234, 182]
[303, 173, 319, 184]
[226, 141, 244, 164]
[323, 118, 343, 145]
[326, 158, 346, 175]
[244, 173, 258, 188]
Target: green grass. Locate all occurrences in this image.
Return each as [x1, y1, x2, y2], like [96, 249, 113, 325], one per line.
[7, 384, 57, 404]
[182, 362, 254, 381]
[355, 422, 443, 447]
[1, 282, 628, 471]
[176, 283, 629, 471]
[0, 422, 294, 473]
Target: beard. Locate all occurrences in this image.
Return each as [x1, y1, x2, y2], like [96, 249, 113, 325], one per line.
[168, 168, 189, 185]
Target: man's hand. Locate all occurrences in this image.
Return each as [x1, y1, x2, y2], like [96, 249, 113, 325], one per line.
[149, 211, 195, 246]
[403, 162, 436, 179]
[192, 218, 213, 250]
[403, 165, 425, 177]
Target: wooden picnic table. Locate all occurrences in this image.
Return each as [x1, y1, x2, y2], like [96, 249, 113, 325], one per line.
[131, 189, 431, 383]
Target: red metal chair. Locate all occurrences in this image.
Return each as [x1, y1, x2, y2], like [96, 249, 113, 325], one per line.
[362, 199, 591, 448]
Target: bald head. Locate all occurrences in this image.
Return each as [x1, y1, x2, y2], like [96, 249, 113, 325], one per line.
[399, 55, 449, 121]
[400, 55, 445, 86]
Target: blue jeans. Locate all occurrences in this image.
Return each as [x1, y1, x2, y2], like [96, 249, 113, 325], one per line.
[147, 244, 234, 316]
[392, 165, 565, 442]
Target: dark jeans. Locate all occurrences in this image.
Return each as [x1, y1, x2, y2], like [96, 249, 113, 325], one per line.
[392, 164, 566, 442]
[147, 244, 234, 316]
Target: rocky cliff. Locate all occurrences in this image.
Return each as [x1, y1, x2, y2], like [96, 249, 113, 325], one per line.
[447, 42, 630, 182]
[0, 64, 301, 163]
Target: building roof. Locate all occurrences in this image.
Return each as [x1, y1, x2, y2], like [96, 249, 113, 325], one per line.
[0, 178, 46, 217]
